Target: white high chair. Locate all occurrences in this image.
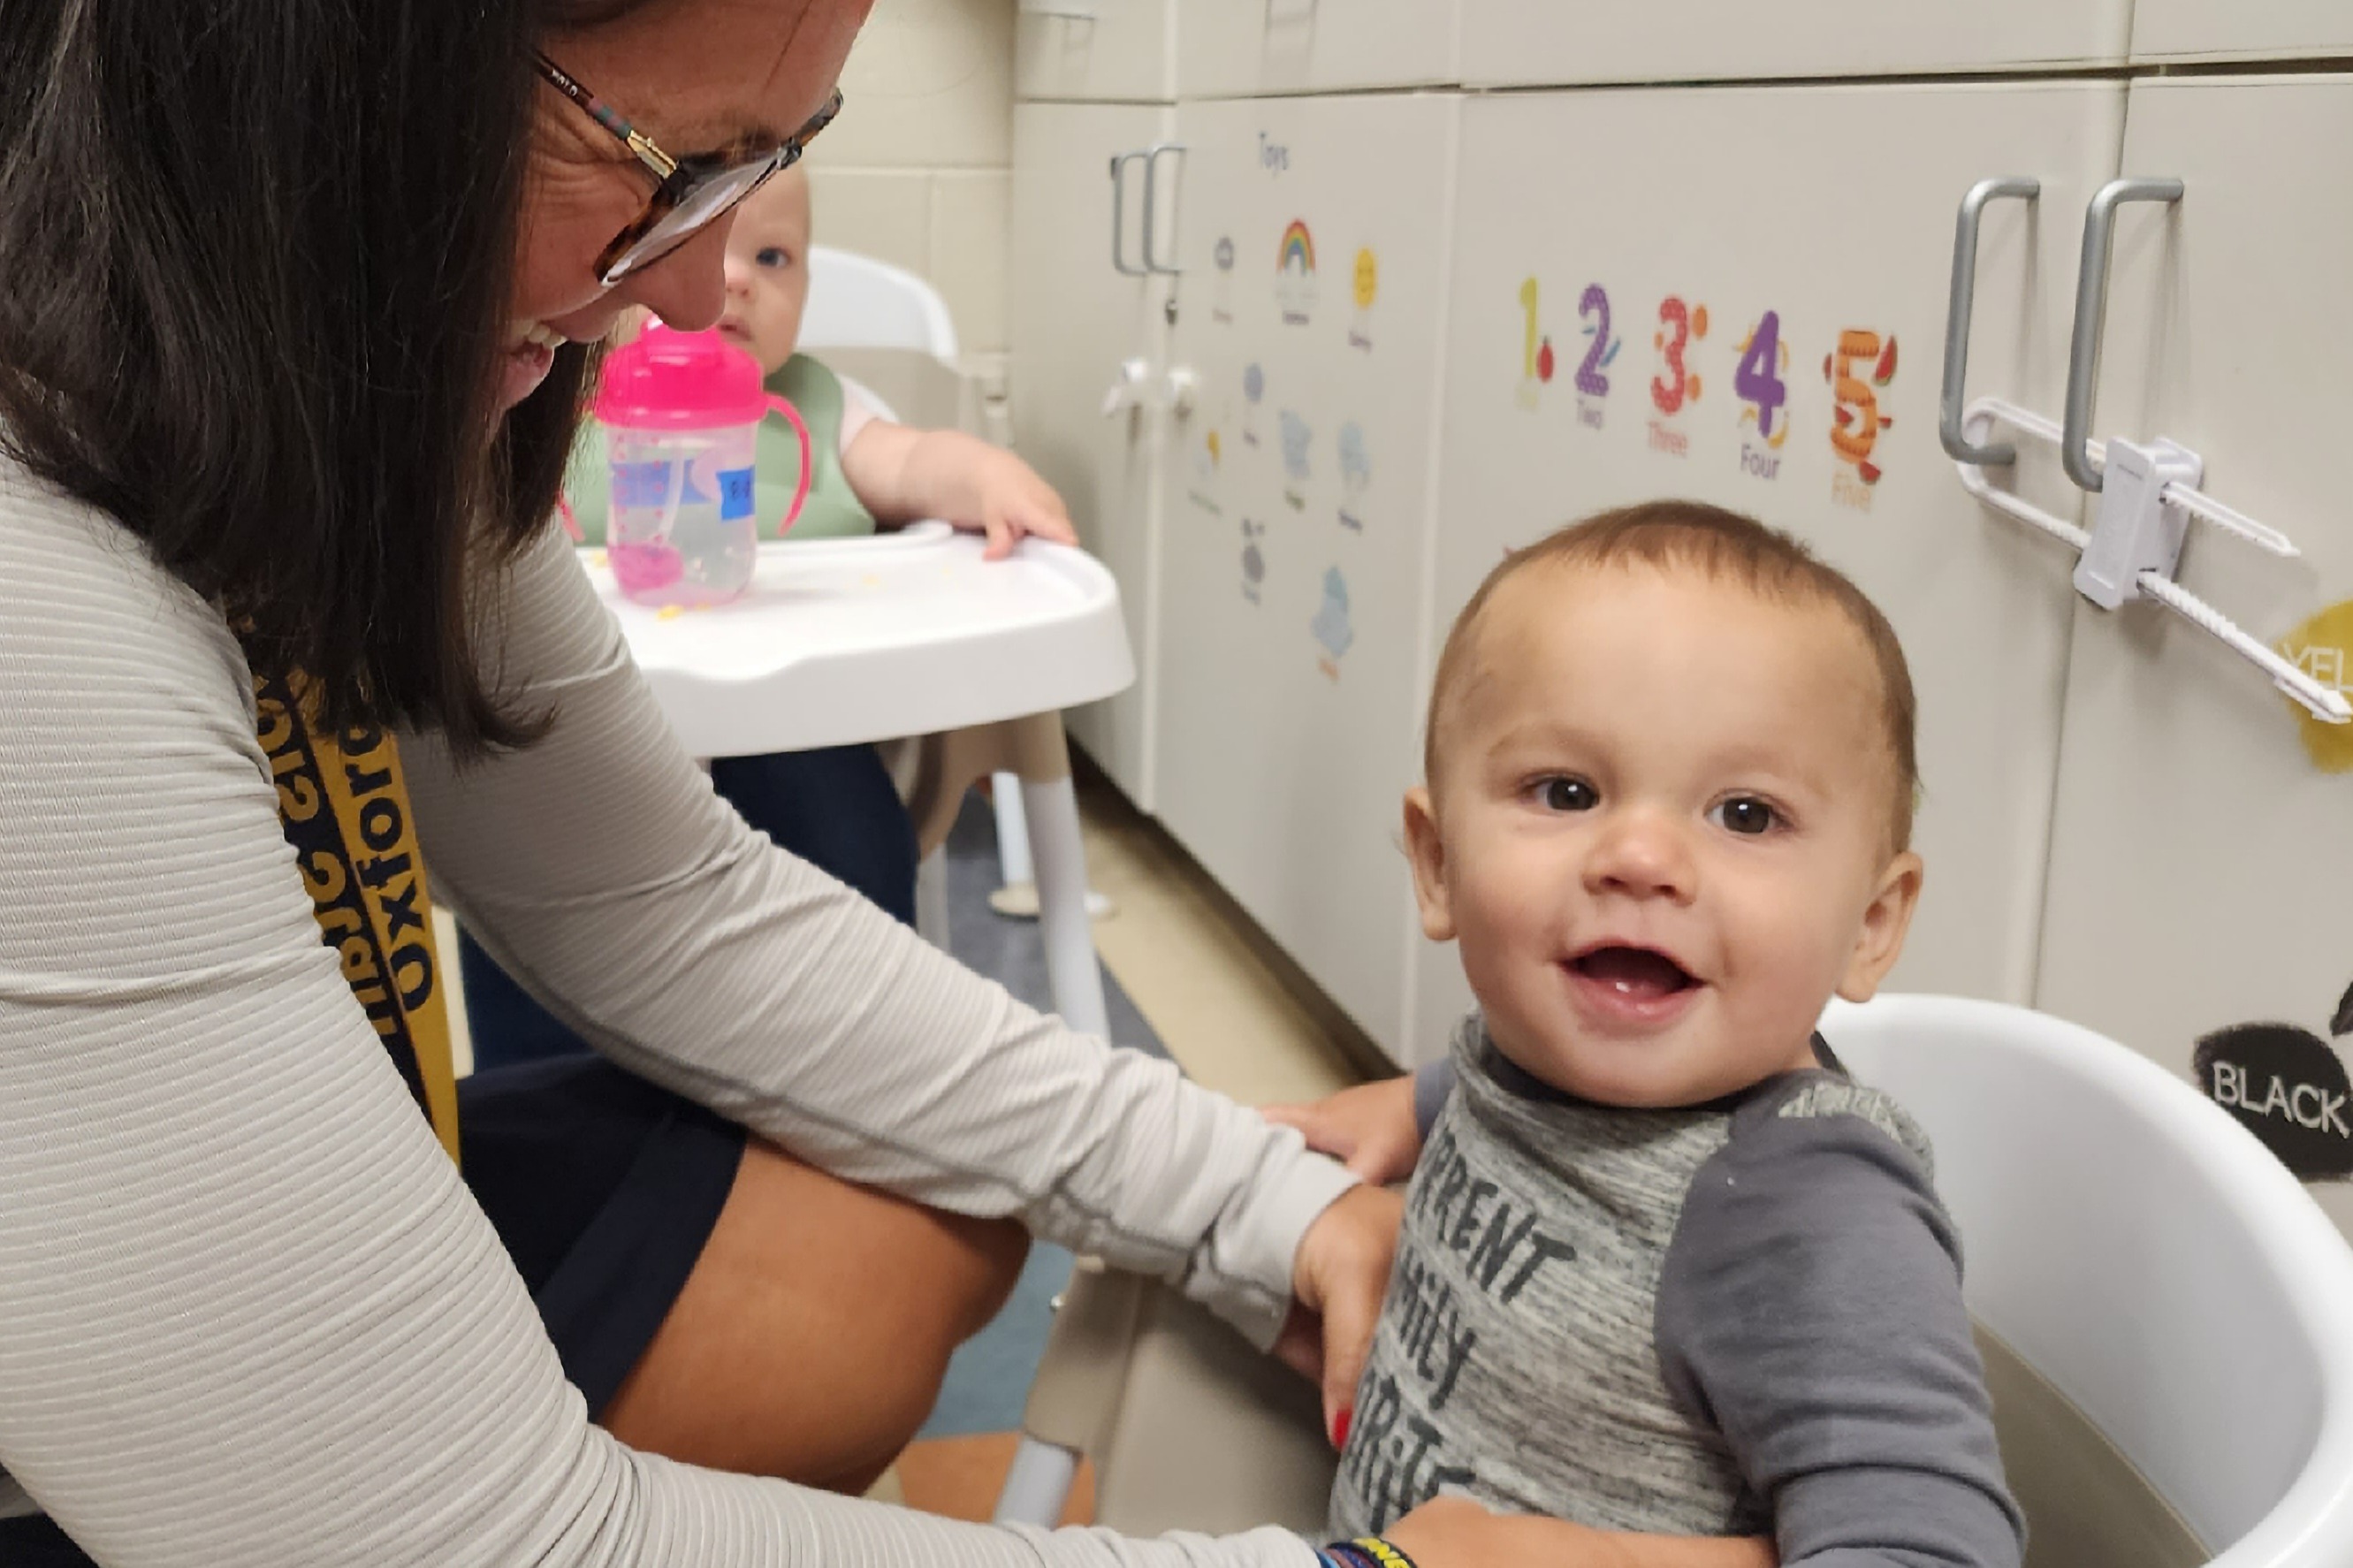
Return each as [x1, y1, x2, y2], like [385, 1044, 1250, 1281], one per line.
[797, 245, 1090, 935]
[800, 245, 962, 362]
[996, 995, 2353, 1567]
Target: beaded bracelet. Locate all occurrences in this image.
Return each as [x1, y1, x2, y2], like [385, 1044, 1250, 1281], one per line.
[1315, 1538, 1419, 1568]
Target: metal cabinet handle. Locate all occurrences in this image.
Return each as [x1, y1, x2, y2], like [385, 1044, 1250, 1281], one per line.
[1108, 150, 1148, 278]
[2062, 177, 2184, 492]
[1142, 141, 1188, 276]
[1939, 176, 2039, 468]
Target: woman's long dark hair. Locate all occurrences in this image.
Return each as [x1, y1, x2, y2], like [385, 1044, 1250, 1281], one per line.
[0, 0, 643, 752]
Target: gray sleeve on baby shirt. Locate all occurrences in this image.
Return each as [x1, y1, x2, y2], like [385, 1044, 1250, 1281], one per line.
[1411, 1058, 1456, 1144]
[1655, 1085, 2026, 1568]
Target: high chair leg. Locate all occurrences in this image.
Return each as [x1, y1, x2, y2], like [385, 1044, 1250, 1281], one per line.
[1009, 716, 1111, 1039]
[993, 1437, 1082, 1528]
[914, 848, 951, 953]
[992, 771, 1033, 886]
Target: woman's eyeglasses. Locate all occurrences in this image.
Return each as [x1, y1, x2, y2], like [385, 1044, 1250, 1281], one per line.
[533, 53, 843, 286]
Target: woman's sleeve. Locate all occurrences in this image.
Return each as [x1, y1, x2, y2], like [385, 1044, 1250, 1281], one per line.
[0, 482, 1321, 1568]
[404, 523, 1355, 1347]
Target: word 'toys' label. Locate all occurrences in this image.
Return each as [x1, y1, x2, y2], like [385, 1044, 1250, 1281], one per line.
[2195, 1008, 2353, 1182]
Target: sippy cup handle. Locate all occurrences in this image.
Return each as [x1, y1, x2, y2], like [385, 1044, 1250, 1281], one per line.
[766, 394, 812, 536]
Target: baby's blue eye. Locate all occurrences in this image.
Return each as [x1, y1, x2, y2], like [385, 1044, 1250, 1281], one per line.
[756, 247, 793, 270]
[1541, 777, 1596, 812]
[1710, 796, 1778, 835]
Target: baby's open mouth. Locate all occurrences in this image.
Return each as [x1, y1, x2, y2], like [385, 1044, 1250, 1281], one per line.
[1568, 946, 1698, 1001]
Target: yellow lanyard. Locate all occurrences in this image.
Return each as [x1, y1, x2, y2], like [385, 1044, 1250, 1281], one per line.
[255, 673, 461, 1162]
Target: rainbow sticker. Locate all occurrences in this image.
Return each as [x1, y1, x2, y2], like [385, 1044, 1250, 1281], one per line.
[1276, 219, 1317, 325]
[1279, 220, 1316, 275]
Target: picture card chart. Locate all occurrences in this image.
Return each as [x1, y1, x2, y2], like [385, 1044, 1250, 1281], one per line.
[1155, 93, 1461, 1058]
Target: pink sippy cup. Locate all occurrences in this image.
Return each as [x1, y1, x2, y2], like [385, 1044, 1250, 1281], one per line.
[594, 325, 811, 607]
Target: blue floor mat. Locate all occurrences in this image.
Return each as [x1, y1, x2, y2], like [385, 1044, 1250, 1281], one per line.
[917, 790, 1172, 1441]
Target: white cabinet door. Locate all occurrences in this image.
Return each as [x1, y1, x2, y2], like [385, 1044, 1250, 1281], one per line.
[1009, 103, 1176, 808]
[1151, 94, 1461, 1060]
[1460, 0, 2128, 88]
[1412, 82, 2126, 1064]
[1176, 0, 1459, 99]
[1014, 0, 1176, 103]
[2130, 1, 2353, 64]
[2033, 76, 2353, 1238]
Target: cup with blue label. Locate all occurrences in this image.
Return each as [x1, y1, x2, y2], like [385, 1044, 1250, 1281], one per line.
[591, 325, 810, 607]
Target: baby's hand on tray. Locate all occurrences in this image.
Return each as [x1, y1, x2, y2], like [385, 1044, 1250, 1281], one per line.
[1265, 1077, 1422, 1187]
[969, 448, 1077, 559]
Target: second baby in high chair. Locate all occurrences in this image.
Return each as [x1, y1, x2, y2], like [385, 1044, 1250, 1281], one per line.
[569, 162, 1074, 558]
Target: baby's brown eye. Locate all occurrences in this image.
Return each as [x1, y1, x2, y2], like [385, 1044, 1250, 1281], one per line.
[1541, 777, 1596, 812]
[756, 247, 793, 270]
[1710, 796, 1778, 835]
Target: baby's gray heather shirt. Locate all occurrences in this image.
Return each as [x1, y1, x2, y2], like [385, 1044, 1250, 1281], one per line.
[1329, 1016, 2024, 1568]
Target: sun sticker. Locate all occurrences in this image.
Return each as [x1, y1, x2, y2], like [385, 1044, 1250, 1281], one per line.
[1349, 247, 1378, 350]
[2276, 598, 2353, 772]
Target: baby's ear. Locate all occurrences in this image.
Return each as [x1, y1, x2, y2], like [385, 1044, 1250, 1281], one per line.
[1402, 787, 1456, 942]
[1837, 849, 1923, 1003]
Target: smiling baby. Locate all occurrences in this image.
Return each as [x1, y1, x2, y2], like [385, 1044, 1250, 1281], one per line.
[1329, 501, 2024, 1568]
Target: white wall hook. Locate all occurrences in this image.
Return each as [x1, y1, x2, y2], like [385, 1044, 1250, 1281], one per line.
[1955, 397, 2349, 726]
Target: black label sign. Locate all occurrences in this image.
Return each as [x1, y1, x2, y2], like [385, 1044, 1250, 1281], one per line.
[2193, 1023, 2353, 1182]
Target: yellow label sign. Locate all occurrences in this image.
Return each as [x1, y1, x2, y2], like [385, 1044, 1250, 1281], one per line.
[2278, 599, 2353, 773]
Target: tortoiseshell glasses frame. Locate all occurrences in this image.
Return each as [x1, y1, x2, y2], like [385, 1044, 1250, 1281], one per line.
[532, 52, 842, 285]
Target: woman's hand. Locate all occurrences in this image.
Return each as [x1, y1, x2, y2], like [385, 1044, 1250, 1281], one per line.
[969, 447, 1077, 559]
[1277, 1183, 1402, 1446]
[1264, 1076, 1422, 1186]
[1386, 1496, 1778, 1568]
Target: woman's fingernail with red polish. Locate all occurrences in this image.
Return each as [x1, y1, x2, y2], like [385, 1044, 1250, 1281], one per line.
[1331, 1406, 1353, 1448]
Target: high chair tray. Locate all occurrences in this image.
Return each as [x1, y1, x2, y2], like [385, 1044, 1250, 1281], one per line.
[580, 522, 1135, 757]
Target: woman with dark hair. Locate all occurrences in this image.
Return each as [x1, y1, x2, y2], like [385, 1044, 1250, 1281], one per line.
[0, 4, 1771, 1565]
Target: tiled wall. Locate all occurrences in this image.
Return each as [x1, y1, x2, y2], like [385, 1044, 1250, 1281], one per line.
[807, 0, 1015, 373]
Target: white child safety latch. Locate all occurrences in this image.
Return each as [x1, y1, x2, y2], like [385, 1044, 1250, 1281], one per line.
[1952, 397, 2350, 726]
[1100, 357, 1149, 418]
[2073, 436, 2201, 610]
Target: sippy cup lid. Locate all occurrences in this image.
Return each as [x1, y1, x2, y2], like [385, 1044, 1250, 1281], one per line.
[592, 323, 770, 430]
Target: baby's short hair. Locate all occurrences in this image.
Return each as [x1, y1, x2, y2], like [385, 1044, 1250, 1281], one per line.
[1425, 499, 1921, 852]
